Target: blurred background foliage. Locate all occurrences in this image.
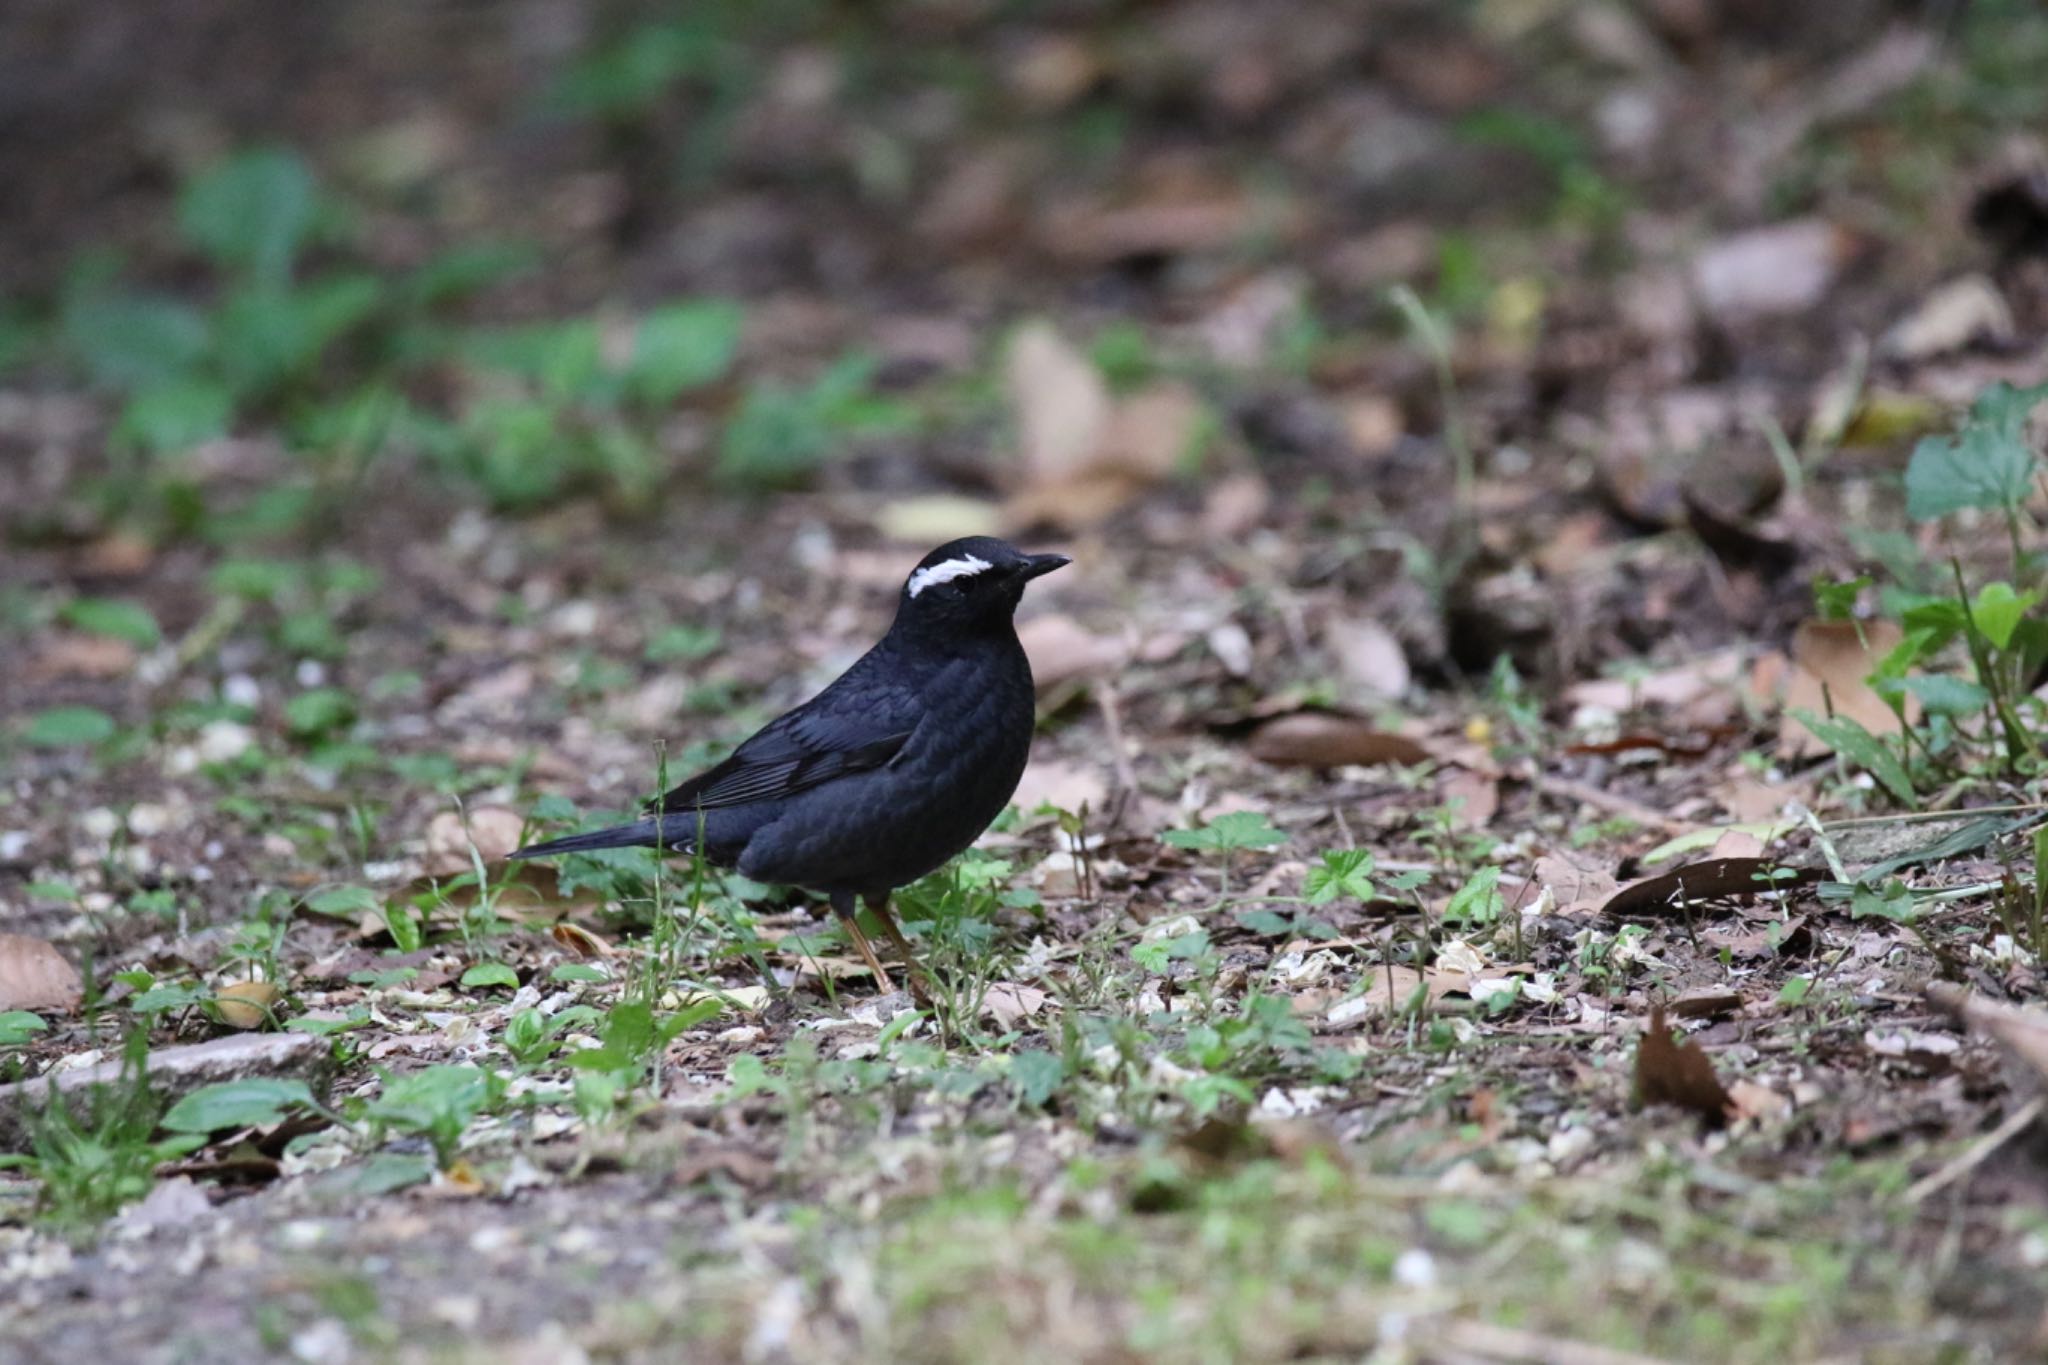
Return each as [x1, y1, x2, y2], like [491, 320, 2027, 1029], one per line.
[0, 0, 2043, 588]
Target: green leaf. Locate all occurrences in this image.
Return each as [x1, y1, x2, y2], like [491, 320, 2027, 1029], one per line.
[1970, 582, 2037, 652]
[465, 319, 604, 400]
[1810, 574, 1871, 621]
[404, 242, 537, 304]
[214, 278, 379, 397]
[0, 1011, 48, 1046]
[717, 380, 835, 488]
[116, 379, 235, 452]
[162, 1078, 316, 1133]
[1442, 866, 1503, 927]
[1899, 674, 1991, 717]
[646, 623, 722, 663]
[129, 983, 208, 1015]
[344, 1152, 436, 1195]
[61, 597, 160, 647]
[1234, 909, 1296, 936]
[1792, 709, 1917, 805]
[26, 705, 117, 747]
[1778, 976, 1814, 1007]
[177, 149, 319, 279]
[1162, 811, 1287, 854]
[305, 886, 381, 919]
[1904, 381, 2048, 520]
[1009, 1051, 1066, 1108]
[284, 688, 356, 739]
[384, 904, 424, 954]
[550, 963, 608, 983]
[368, 1064, 495, 1126]
[286, 1010, 370, 1036]
[460, 962, 520, 991]
[1132, 929, 1211, 973]
[209, 557, 304, 600]
[629, 300, 742, 404]
[61, 291, 209, 389]
[1303, 849, 1377, 904]
[1850, 878, 1917, 923]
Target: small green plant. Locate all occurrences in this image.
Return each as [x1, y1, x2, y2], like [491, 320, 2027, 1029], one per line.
[1904, 381, 2048, 563]
[892, 853, 1039, 1041]
[0, 1011, 49, 1048]
[432, 300, 741, 511]
[0, 1034, 203, 1236]
[1783, 380, 2048, 795]
[1455, 106, 1631, 234]
[1162, 811, 1287, 899]
[162, 1077, 322, 1135]
[562, 997, 722, 1124]
[1178, 992, 1360, 1114]
[715, 351, 914, 489]
[502, 1005, 605, 1069]
[356, 1064, 506, 1170]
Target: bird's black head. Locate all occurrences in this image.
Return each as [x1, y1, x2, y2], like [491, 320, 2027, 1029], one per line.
[893, 536, 1069, 633]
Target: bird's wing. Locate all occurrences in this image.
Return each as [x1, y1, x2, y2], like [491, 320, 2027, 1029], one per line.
[644, 688, 922, 816]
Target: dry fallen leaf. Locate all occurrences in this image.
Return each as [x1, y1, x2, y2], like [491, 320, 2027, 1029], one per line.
[875, 495, 1004, 546]
[1323, 963, 1476, 1027]
[1691, 218, 1850, 324]
[1012, 759, 1109, 815]
[1002, 321, 1205, 529]
[1201, 473, 1271, 540]
[1927, 983, 2048, 1087]
[552, 922, 616, 959]
[672, 1147, 779, 1191]
[1038, 183, 1261, 264]
[0, 934, 84, 1013]
[1705, 829, 1768, 860]
[1634, 1002, 1732, 1126]
[1725, 1078, 1791, 1123]
[1714, 770, 1801, 822]
[1767, 618, 1913, 758]
[1531, 853, 1622, 915]
[1882, 274, 2014, 360]
[1247, 713, 1432, 769]
[31, 633, 140, 681]
[1668, 985, 1743, 1020]
[1439, 768, 1500, 831]
[1602, 857, 1821, 919]
[424, 807, 527, 877]
[212, 980, 282, 1030]
[982, 982, 1050, 1030]
[1326, 616, 1410, 701]
[1017, 614, 1129, 691]
[1564, 647, 1747, 724]
[1006, 321, 1113, 486]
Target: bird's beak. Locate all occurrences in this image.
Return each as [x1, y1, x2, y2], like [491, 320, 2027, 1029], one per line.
[1019, 553, 1071, 581]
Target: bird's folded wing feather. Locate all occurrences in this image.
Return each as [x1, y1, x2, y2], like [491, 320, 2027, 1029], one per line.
[645, 694, 921, 815]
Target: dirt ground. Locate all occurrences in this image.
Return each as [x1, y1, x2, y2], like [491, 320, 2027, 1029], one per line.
[5, 2, 2048, 1361]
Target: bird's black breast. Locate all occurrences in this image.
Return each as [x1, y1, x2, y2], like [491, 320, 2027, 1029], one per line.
[734, 636, 1038, 896]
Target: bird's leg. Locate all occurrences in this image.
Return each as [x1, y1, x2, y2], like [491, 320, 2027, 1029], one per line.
[830, 890, 896, 994]
[862, 894, 933, 1006]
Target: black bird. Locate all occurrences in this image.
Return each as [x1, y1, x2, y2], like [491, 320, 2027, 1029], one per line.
[509, 537, 1070, 995]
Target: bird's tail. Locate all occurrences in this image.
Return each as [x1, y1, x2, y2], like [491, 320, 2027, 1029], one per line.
[507, 819, 687, 860]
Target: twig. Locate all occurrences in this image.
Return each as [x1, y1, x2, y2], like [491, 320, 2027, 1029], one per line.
[1434, 1318, 1678, 1365]
[1903, 1095, 2047, 1205]
[1534, 774, 1693, 836]
[1094, 680, 1140, 822]
[1821, 801, 2048, 830]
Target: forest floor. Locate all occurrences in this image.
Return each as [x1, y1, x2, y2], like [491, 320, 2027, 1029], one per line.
[4, 2, 2048, 1361]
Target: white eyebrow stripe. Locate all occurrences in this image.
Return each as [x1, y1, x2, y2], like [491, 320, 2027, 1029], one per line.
[906, 554, 993, 598]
